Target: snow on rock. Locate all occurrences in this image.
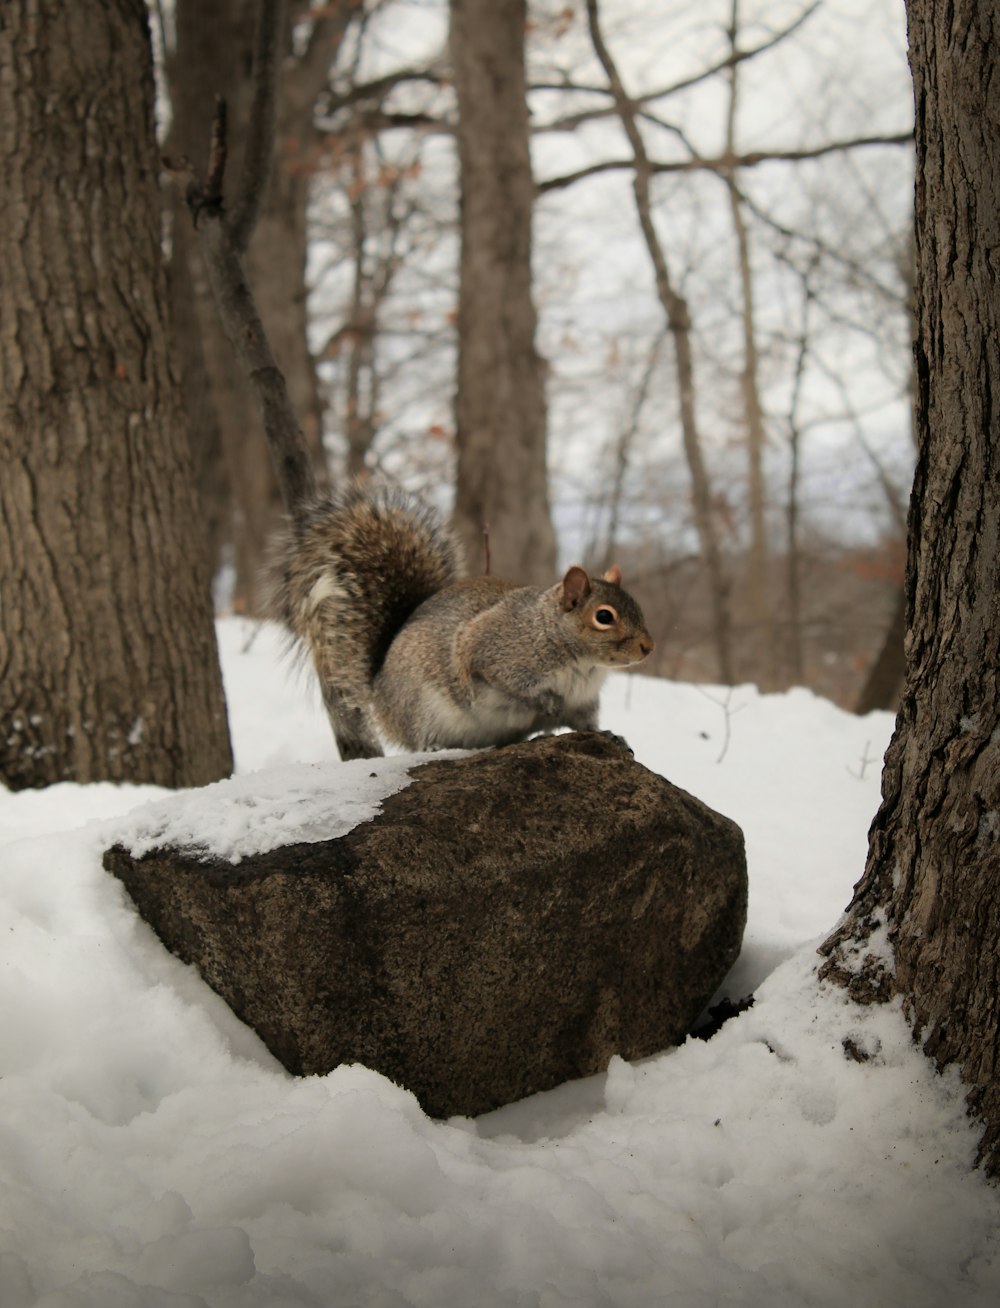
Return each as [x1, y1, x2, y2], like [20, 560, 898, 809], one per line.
[116, 755, 431, 863]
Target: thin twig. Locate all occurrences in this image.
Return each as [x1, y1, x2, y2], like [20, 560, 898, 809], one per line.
[695, 685, 749, 764]
[535, 0, 822, 129]
[847, 740, 876, 780]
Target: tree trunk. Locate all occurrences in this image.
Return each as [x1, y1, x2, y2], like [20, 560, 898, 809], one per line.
[599, 332, 666, 573]
[0, 0, 233, 789]
[725, 1, 777, 689]
[450, 0, 556, 584]
[784, 288, 812, 688]
[341, 142, 400, 479]
[167, 203, 231, 582]
[820, 0, 1000, 1174]
[854, 340, 916, 715]
[854, 588, 905, 714]
[167, 0, 331, 613]
[729, 181, 776, 686]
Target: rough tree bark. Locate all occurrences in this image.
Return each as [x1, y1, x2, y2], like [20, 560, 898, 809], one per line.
[0, 0, 233, 790]
[450, 0, 557, 584]
[820, 0, 1000, 1174]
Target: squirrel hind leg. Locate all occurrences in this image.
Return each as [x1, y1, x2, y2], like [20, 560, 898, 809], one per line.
[320, 683, 384, 760]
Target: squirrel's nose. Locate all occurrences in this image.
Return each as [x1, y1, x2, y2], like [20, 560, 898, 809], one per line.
[639, 638, 654, 658]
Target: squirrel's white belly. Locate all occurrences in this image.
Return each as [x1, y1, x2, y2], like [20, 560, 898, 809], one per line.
[540, 661, 608, 707]
[401, 663, 609, 751]
[413, 684, 539, 749]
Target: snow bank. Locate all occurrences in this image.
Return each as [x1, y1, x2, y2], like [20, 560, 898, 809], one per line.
[1, 618, 998, 1307]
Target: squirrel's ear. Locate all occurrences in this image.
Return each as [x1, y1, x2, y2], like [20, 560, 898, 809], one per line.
[561, 565, 591, 610]
[602, 564, 623, 586]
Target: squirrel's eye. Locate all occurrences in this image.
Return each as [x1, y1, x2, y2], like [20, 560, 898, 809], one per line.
[594, 608, 616, 626]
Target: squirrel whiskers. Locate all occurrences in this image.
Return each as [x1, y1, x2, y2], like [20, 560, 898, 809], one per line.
[267, 481, 653, 760]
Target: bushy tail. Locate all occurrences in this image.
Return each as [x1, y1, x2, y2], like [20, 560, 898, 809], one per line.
[267, 482, 463, 758]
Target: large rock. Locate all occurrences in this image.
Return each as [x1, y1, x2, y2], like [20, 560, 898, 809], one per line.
[104, 732, 746, 1118]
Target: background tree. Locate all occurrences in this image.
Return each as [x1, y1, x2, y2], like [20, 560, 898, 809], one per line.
[585, 0, 735, 682]
[163, 0, 354, 611]
[307, 24, 457, 493]
[533, 0, 913, 700]
[160, 0, 916, 708]
[316, 134, 435, 479]
[0, 0, 233, 790]
[167, 0, 562, 596]
[450, 0, 556, 582]
[820, 0, 1000, 1173]
[722, 0, 780, 688]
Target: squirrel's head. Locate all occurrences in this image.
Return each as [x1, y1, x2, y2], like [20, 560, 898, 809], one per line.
[559, 566, 654, 667]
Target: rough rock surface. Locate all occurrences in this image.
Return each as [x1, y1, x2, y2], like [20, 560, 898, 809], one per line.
[104, 732, 747, 1118]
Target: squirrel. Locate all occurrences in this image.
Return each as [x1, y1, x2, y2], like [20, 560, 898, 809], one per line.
[267, 481, 654, 760]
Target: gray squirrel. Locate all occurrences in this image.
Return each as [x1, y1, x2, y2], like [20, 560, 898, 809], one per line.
[268, 482, 654, 759]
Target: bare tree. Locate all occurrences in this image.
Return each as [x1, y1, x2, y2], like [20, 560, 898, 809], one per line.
[820, 0, 1000, 1174]
[164, 0, 354, 611]
[167, 0, 318, 524]
[168, 0, 397, 760]
[532, 0, 912, 696]
[723, 0, 778, 687]
[0, 0, 233, 789]
[450, 0, 556, 583]
[329, 140, 420, 477]
[593, 332, 669, 573]
[585, 0, 734, 682]
[772, 258, 801, 687]
[304, 29, 457, 489]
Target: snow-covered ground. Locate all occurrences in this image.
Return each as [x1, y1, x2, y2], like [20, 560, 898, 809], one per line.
[1, 618, 998, 1307]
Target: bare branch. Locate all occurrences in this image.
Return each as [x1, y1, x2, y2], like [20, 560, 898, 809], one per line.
[738, 181, 910, 309]
[323, 66, 448, 115]
[284, 1, 359, 123]
[229, 0, 285, 252]
[535, 1, 822, 132]
[322, 109, 448, 137]
[585, 0, 734, 682]
[164, 0, 319, 520]
[815, 361, 910, 532]
[537, 132, 913, 194]
[204, 98, 228, 212]
[712, 132, 914, 169]
[201, 215, 318, 513]
[599, 330, 668, 572]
